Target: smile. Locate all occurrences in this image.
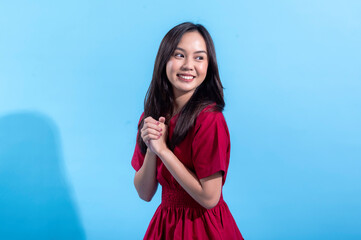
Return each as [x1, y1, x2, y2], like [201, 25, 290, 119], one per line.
[177, 74, 195, 81]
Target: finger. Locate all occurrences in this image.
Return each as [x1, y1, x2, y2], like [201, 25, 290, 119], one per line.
[159, 117, 166, 123]
[144, 133, 162, 140]
[144, 116, 159, 125]
[143, 122, 162, 132]
[143, 134, 161, 142]
[141, 128, 162, 138]
[143, 128, 162, 137]
[141, 131, 161, 141]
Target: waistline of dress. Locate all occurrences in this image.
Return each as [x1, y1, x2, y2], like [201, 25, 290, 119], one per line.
[160, 187, 224, 209]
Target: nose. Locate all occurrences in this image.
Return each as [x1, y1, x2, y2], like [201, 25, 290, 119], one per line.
[181, 58, 194, 71]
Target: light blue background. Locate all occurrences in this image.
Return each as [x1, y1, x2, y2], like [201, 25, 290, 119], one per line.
[1, 0, 360, 239]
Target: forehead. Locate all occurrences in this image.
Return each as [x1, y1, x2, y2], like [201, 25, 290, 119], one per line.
[177, 31, 207, 52]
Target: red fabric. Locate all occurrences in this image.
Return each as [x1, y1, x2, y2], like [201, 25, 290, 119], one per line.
[131, 105, 244, 240]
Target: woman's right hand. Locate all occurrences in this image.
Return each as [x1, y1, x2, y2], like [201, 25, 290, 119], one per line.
[141, 116, 163, 149]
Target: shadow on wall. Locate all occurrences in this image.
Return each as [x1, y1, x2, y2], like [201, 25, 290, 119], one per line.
[0, 112, 85, 240]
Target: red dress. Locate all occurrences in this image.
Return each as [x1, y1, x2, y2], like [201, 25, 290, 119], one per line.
[132, 105, 244, 240]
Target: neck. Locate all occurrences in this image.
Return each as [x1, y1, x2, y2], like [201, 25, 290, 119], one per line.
[173, 90, 194, 114]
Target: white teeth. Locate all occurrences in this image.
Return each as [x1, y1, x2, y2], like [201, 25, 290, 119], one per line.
[178, 75, 194, 80]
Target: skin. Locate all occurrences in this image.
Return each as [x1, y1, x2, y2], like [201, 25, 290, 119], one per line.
[166, 31, 209, 113]
[134, 31, 223, 209]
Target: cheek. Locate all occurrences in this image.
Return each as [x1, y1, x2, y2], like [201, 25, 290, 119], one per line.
[198, 62, 208, 76]
[166, 61, 174, 79]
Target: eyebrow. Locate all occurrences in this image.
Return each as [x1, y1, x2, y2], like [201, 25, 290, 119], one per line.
[175, 47, 207, 55]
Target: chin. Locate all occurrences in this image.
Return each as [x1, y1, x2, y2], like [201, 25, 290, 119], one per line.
[173, 86, 196, 96]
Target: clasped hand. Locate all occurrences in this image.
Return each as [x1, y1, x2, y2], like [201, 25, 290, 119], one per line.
[141, 116, 168, 155]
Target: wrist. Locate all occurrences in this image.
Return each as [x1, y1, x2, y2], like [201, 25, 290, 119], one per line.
[146, 148, 156, 158]
[157, 147, 171, 160]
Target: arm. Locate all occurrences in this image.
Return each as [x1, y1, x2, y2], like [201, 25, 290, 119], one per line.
[133, 149, 158, 202]
[133, 117, 163, 202]
[158, 148, 223, 209]
[149, 117, 223, 209]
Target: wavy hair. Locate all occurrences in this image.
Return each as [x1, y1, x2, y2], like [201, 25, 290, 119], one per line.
[137, 22, 225, 153]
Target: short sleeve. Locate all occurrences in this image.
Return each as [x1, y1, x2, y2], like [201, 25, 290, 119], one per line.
[191, 110, 230, 184]
[131, 113, 145, 171]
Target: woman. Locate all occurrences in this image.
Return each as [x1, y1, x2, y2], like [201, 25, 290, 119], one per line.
[132, 22, 244, 239]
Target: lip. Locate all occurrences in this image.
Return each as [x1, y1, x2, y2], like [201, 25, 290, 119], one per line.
[177, 73, 195, 77]
[177, 74, 195, 82]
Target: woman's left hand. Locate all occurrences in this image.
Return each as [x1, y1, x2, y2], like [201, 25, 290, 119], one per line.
[148, 117, 168, 155]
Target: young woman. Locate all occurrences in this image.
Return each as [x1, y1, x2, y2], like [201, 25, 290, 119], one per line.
[132, 22, 244, 239]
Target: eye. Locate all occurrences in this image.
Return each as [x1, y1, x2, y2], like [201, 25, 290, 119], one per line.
[174, 53, 184, 58]
[195, 56, 204, 60]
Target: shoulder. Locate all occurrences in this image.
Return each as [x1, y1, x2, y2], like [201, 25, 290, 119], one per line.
[195, 103, 227, 130]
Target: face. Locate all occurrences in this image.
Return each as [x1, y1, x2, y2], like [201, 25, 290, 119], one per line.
[166, 31, 208, 99]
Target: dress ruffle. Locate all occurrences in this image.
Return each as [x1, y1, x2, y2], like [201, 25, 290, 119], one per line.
[143, 188, 244, 240]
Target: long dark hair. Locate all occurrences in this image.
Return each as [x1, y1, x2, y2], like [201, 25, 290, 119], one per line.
[137, 22, 225, 153]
